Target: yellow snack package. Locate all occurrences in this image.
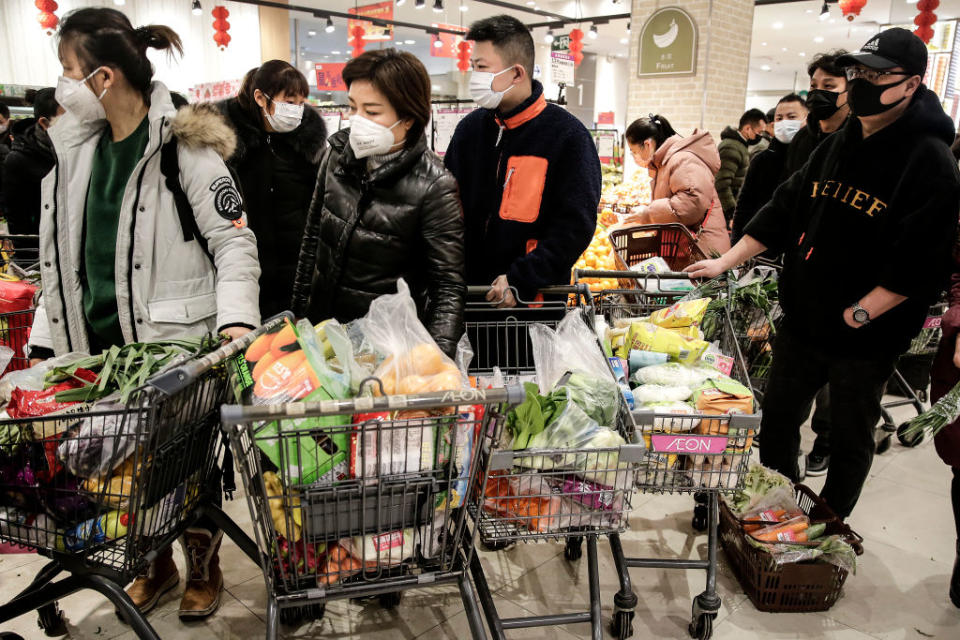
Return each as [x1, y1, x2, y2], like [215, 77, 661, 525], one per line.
[648, 298, 711, 329]
[622, 321, 709, 364]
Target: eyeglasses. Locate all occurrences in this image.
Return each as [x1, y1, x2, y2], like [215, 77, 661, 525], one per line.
[844, 67, 910, 83]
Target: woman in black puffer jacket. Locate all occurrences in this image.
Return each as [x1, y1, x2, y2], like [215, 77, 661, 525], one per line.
[220, 60, 327, 319]
[290, 49, 465, 357]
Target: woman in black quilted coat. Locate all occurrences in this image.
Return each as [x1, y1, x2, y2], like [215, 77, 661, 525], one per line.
[290, 49, 465, 357]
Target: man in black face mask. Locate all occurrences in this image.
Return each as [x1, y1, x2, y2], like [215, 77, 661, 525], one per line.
[685, 28, 960, 520]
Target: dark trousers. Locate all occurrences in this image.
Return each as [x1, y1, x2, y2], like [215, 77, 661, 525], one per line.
[953, 467, 960, 540]
[810, 386, 831, 456]
[758, 326, 897, 519]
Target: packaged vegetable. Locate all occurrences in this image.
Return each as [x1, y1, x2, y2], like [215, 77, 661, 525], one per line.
[692, 377, 755, 449]
[628, 350, 669, 371]
[632, 384, 692, 404]
[82, 453, 140, 509]
[640, 401, 700, 431]
[319, 542, 364, 585]
[749, 515, 810, 543]
[505, 383, 568, 450]
[648, 298, 711, 329]
[482, 473, 565, 533]
[344, 529, 416, 566]
[633, 362, 716, 388]
[58, 401, 142, 479]
[619, 322, 709, 365]
[564, 371, 620, 428]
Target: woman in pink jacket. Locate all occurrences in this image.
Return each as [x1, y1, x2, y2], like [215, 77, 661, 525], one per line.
[624, 114, 731, 256]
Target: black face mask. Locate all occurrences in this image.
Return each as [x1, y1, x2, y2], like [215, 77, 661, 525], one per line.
[806, 89, 844, 121]
[847, 76, 911, 117]
[746, 134, 764, 146]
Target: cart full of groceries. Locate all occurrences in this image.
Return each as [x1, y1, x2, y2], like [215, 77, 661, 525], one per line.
[578, 268, 761, 640]
[0, 323, 277, 640]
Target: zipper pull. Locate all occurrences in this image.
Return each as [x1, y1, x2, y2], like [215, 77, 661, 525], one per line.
[504, 167, 516, 189]
[496, 124, 506, 147]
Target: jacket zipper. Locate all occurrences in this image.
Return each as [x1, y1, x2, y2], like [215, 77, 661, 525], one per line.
[126, 117, 166, 342]
[50, 161, 74, 351]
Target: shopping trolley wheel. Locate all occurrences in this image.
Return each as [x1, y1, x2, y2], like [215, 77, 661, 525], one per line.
[688, 613, 715, 640]
[279, 603, 325, 627]
[897, 422, 924, 448]
[563, 537, 583, 561]
[481, 539, 515, 552]
[691, 505, 708, 532]
[37, 602, 66, 637]
[379, 591, 403, 609]
[875, 434, 893, 455]
[1, 634, 26, 640]
[610, 610, 635, 640]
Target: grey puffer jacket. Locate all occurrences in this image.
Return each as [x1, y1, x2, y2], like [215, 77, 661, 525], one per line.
[290, 129, 466, 357]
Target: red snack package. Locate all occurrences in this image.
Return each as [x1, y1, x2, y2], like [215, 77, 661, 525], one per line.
[7, 369, 99, 419]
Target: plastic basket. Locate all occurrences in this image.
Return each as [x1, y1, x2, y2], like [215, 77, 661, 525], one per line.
[719, 483, 864, 613]
[608, 223, 706, 271]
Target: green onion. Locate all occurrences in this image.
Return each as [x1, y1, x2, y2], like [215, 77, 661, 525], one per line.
[901, 378, 960, 440]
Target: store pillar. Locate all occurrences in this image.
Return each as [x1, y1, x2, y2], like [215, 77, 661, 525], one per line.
[259, 0, 291, 63]
[628, 0, 755, 135]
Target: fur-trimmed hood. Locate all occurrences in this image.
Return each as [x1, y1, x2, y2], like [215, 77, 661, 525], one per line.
[218, 96, 327, 165]
[170, 102, 237, 161]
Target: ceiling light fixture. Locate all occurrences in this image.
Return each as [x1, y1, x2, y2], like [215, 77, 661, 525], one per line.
[819, 2, 830, 20]
[396, 0, 406, 5]
[192, 0, 202, 15]
[405, 39, 416, 44]
[325, 17, 335, 33]
[332, 50, 341, 55]
[434, 39, 443, 48]
[433, 0, 444, 12]
[772, 21, 783, 29]
[415, 0, 425, 9]
[814, 35, 824, 42]
[761, 64, 771, 71]
[460, 2, 468, 11]
[307, 30, 316, 36]
[588, 25, 598, 39]
[620, 37, 628, 44]
[544, 29, 554, 44]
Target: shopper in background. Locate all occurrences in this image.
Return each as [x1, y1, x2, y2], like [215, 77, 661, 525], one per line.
[686, 28, 960, 519]
[623, 114, 730, 255]
[748, 107, 776, 161]
[29, 7, 260, 619]
[731, 94, 808, 245]
[715, 108, 767, 224]
[219, 60, 326, 319]
[445, 14, 600, 307]
[1, 88, 63, 247]
[291, 49, 465, 357]
[0, 103, 12, 217]
[785, 50, 851, 178]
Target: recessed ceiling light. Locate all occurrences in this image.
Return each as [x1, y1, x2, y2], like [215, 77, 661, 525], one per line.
[799, 52, 806, 57]
[526, 1, 535, 4]
[761, 42, 767, 46]
[782, 47, 788, 51]
[761, 64, 771, 71]
[307, 30, 316, 36]
[907, 0, 919, 3]
[829, 18, 836, 23]
[814, 36, 825, 43]
[405, 39, 416, 44]
[332, 50, 341, 55]
[772, 21, 783, 29]
[460, 3, 468, 11]
[620, 37, 628, 44]
[432, 84, 441, 91]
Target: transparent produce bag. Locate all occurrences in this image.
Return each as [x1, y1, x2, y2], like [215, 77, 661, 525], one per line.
[356, 279, 468, 395]
[57, 401, 140, 479]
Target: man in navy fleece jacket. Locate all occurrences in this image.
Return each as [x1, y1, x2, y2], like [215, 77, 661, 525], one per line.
[445, 15, 601, 307]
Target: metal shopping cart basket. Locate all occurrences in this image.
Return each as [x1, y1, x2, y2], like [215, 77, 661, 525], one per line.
[581, 270, 760, 640]
[0, 323, 275, 639]
[0, 235, 41, 281]
[608, 223, 707, 271]
[222, 383, 520, 640]
[463, 285, 644, 640]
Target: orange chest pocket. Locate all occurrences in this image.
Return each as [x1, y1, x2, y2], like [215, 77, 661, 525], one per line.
[498, 156, 548, 224]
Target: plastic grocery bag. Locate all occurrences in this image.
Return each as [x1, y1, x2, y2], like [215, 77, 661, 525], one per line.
[356, 279, 467, 395]
[57, 402, 141, 479]
[0, 352, 89, 404]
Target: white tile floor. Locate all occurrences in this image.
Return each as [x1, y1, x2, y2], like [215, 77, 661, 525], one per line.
[1, 403, 958, 639]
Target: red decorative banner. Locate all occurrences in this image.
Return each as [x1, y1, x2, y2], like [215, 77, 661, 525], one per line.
[597, 111, 615, 126]
[430, 23, 469, 59]
[348, 1, 394, 42]
[315, 63, 347, 92]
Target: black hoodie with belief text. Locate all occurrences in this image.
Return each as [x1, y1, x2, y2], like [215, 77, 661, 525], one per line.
[744, 85, 960, 356]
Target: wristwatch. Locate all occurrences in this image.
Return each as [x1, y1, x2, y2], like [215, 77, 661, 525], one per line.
[851, 302, 871, 325]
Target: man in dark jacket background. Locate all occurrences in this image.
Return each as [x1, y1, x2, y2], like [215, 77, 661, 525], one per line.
[445, 14, 601, 307]
[687, 28, 960, 519]
[715, 108, 767, 223]
[2, 88, 62, 246]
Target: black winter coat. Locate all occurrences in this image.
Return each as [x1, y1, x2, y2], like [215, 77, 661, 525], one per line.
[1, 122, 54, 244]
[731, 137, 788, 247]
[218, 97, 327, 318]
[290, 130, 466, 357]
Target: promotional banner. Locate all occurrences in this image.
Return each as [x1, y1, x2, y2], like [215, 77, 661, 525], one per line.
[315, 63, 347, 92]
[348, 1, 394, 41]
[430, 23, 469, 58]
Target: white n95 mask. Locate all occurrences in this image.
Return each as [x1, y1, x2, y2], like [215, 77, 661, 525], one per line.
[55, 67, 108, 123]
[349, 114, 402, 159]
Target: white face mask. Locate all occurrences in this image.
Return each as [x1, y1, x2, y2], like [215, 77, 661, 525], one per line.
[263, 94, 304, 133]
[349, 114, 402, 159]
[469, 67, 516, 110]
[55, 67, 108, 123]
[773, 119, 803, 144]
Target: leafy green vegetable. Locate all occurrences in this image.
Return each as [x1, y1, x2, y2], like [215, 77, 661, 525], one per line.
[730, 464, 792, 515]
[564, 372, 619, 428]
[507, 382, 568, 450]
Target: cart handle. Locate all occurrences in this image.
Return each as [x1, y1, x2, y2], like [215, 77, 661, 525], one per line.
[147, 312, 293, 396]
[220, 384, 526, 423]
[465, 284, 586, 306]
[574, 268, 693, 282]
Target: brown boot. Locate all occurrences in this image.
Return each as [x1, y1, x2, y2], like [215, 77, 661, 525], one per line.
[125, 545, 179, 613]
[178, 528, 224, 620]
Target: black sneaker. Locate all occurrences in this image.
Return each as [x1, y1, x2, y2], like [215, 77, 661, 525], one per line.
[805, 453, 829, 477]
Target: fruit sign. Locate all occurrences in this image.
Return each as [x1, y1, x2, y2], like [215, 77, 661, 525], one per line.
[638, 7, 697, 77]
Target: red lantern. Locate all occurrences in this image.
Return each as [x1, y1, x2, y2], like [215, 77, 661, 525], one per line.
[838, 0, 866, 22]
[914, 0, 939, 43]
[457, 40, 471, 73]
[569, 28, 584, 67]
[35, 0, 58, 36]
[350, 24, 366, 58]
[212, 5, 230, 50]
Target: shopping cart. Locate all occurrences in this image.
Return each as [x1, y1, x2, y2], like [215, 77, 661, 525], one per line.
[463, 285, 644, 640]
[581, 270, 760, 640]
[608, 223, 706, 271]
[222, 383, 520, 640]
[0, 235, 41, 280]
[0, 309, 36, 375]
[0, 322, 274, 639]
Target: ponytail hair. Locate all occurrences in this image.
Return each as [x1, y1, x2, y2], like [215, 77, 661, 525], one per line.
[625, 113, 678, 147]
[58, 8, 182, 100]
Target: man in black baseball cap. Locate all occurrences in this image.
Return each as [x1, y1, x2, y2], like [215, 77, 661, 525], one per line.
[685, 27, 960, 526]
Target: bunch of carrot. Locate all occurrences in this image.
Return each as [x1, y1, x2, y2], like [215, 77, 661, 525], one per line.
[742, 509, 827, 544]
